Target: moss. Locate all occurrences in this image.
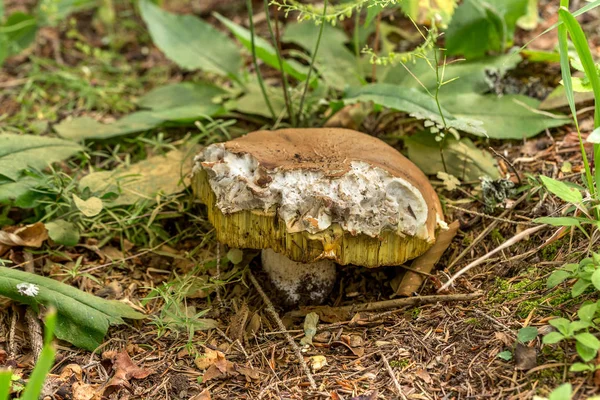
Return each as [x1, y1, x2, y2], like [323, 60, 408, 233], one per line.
[389, 359, 410, 369]
[540, 237, 568, 261]
[465, 318, 481, 326]
[490, 228, 505, 244]
[490, 277, 543, 303]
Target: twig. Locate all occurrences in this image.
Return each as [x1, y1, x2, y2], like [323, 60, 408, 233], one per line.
[489, 147, 522, 186]
[288, 292, 483, 318]
[438, 224, 547, 292]
[247, 270, 317, 390]
[380, 351, 407, 400]
[448, 190, 532, 270]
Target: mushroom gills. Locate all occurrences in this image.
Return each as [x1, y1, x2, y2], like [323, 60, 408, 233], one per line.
[261, 249, 337, 306]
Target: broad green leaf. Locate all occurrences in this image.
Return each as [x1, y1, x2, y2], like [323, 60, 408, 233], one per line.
[576, 339, 598, 362]
[548, 318, 571, 336]
[232, 79, 287, 118]
[0, 266, 145, 350]
[592, 269, 600, 291]
[570, 362, 594, 372]
[445, 0, 528, 59]
[542, 331, 565, 344]
[572, 279, 591, 297]
[45, 220, 80, 246]
[282, 21, 362, 90]
[516, 0, 538, 30]
[214, 13, 308, 82]
[0, 176, 44, 207]
[570, 320, 591, 331]
[540, 175, 583, 204]
[343, 84, 486, 135]
[578, 303, 597, 323]
[403, 132, 500, 180]
[443, 93, 569, 139]
[139, 0, 241, 78]
[72, 194, 103, 217]
[517, 327, 538, 343]
[0, 134, 82, 181]
[497, 350, 512, 361]
[79, 146, 197, 206]
[226, 249, 243, 265]
[548, 383, 572, 400]
[547, 269, 571, 288]
[55, 83, 225, 140]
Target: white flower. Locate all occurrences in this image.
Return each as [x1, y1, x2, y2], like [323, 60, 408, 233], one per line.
[16, 283, 39, 297]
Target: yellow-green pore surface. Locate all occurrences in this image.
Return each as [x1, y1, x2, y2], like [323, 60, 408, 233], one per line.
[192, 128, 442, 267]
[193, 169, 433, 267]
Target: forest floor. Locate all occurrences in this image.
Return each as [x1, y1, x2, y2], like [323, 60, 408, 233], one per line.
[1, 0, 600, 399]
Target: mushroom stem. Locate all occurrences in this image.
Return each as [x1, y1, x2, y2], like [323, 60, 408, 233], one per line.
[260, 249, 337, 306]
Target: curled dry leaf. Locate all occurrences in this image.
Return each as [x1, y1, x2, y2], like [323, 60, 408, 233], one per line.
[190, 389, 212, 400]
[41, 364, 100, 400]
[103, 350, 154, 394]
[0, 222, 48, 256]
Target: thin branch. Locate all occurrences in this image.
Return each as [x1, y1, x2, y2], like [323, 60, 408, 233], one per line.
[438, 224, 547, 292]
[247, 270, 317, 389]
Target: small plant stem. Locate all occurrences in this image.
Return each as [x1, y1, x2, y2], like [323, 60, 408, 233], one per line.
[264, 0, 296, 126]
[433, 50, 448, 172]
[354, 9, 363, 77]
[298, 0, 328, 126]
[247, 0, 276, 121]
[371, 11, 382, 82]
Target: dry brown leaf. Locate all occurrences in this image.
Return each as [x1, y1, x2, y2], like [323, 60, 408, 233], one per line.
[494, 332, 514, 347]
[194, 348, 223, 370]
[104, 351, 153, 393]
[350, 391, 378, 400]
[190, 389, 212, 400]
[235, 365, 261, 381]
[415, 368, 432, 384]
[514, 343, 537, 371]
[0, 222, 48, 256]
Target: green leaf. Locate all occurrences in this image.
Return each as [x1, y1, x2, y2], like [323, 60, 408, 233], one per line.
[517, 327, 538, 343]
[139, 0, 241, 78]
[0, 176, 44, 207]
[570, 320, 591, 332]
[547, 269, 571, 288]
[0, 12, 37, 65]
[72, 194, 103, 217]
[45, 220, 80, 246]
[540, 175, 583, 204]
[55, 83, 225, 140]
[232, 78, 287, 118]
[0, 266, 145, 350]
[570, 362, 594, 372]
[497, 350, 513, 361]
[445, 0, 528, 59]
[542, 331, 565, 344]
[578, 303, 598, 323]
[282, 21, 362, 90]
[548, 383, 572, 400]
[0, 134, 82, 181]
[587, 127, 600, 144]
[79, 146, 197, 206]
[575, 332, 600, 350]
[343, 84, 486, 136]
[576, 340, 598, 362]
[572, 279, 591, 297]
[0, 370, 11, 400]
[443, 93, 569, 139]
[533, 217, 583, 228]
[592, 269, 600, 291]
[226, 249, 243, 265]
[549, 318, 571, 336]
[214, 13, 308, 82]
[403, 132, 500, 180]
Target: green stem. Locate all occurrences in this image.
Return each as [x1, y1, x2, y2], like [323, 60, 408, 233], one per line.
[264, 0, 295, 126]
[247, 0, 276, 121]
[298, 0, 327, 126]
[433, 49, 448, 173]
[354, 9, 362, 77]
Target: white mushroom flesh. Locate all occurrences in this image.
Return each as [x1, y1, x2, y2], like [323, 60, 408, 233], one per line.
[195, 144, 430, 240]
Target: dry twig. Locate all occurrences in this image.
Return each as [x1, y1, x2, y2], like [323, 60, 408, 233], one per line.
[439, 224, 547, 292]
[380, 351, 407, 400]
[247, 270, 317, 390]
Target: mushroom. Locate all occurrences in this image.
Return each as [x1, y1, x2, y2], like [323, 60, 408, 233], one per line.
[192, 128, 445, 305]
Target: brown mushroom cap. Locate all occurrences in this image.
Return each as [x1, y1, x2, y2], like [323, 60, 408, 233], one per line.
[193, 128, 444, 267]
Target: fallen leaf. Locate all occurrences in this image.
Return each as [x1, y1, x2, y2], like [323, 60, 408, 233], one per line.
[514, 343, 537, 371]
[310, 355, 328, 372]
[437, 171, 461, 191]
[415, 368, 432, 384]
[104, 350, 153, 393]
[72, 194, 103, 217]
[494, 331, 514, 347]
[235, 365, 261, 381]
[0, 222, 48, 256]
[350, 391, 378, 400]
[190, 389, 212, 400]
[300, 312, 319, 346]
[195, 348, 223, 370]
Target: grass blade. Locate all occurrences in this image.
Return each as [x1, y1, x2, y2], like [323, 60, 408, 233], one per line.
[0, 371, 12, 400]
